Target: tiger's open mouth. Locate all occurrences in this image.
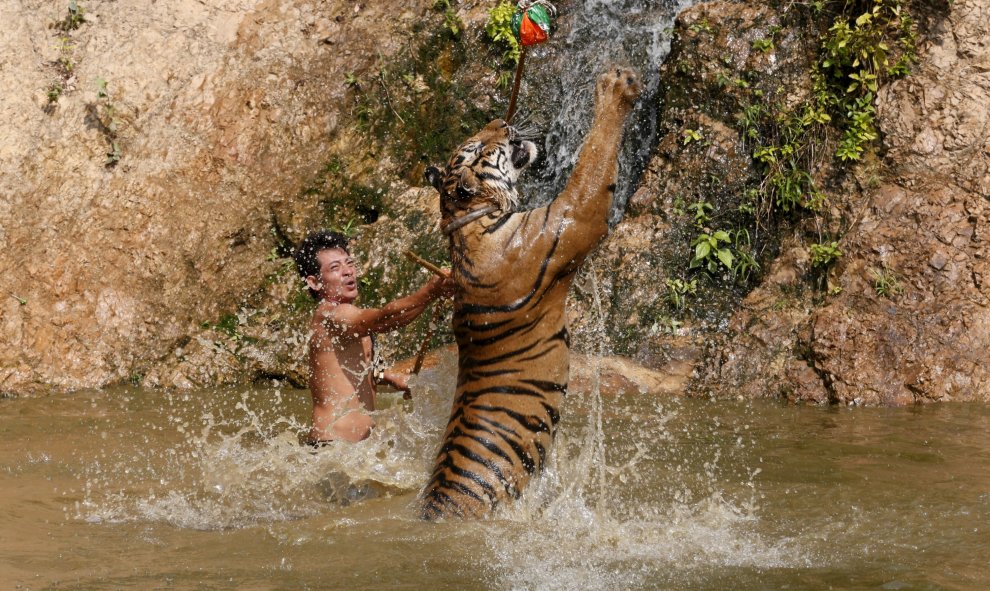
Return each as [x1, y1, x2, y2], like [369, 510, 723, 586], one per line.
[511, 140, 537, 170]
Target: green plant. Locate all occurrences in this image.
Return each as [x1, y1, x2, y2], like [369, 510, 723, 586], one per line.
[333, 217, 360, 238]
[485, 1, 521, 64]
[687, 200, 712, 227]
[665, 278, 698, 310]
[105, 141, 122, 167]
[652, 315, 683, 336]
[441, 8, 463, 38]
[820, 0, 917, 161]
[682, 128, 704, 145]
[690, 230, 735, 274]
[689, 19, 713, 35]
[55, 36, 75, 73]
[495, 70, 513, 91]
[95, 79, 124, 167]
[702, 0, 920, 294]
[752, 37, 774, 53]
[809, 241, 842, 268]
[731, 229, 760, 282]
[58, 0, 85, 31]
[97, 80, 113, 119]
[47, 82, 63, 104]
[870, 265, 903, 298]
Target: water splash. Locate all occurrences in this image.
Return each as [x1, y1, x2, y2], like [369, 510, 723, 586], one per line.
[76, 361, 459, 530]
[521, 0, 697, 224]
[476, 265, 802, 590]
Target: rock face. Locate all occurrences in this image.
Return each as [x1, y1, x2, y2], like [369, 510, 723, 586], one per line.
[0, 0, 435, 394]
[683, 0, 990, 404]
[2, 0, 987, 406]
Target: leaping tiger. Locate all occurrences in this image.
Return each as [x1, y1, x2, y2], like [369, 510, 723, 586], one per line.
[419, 67, 642, 519]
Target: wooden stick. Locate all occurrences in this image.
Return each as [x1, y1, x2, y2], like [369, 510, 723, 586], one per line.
[505, 47, 528, 123]
[404, 250, 449, 375]
[404, 250, 447, 277]
[412, 305, 444, 375]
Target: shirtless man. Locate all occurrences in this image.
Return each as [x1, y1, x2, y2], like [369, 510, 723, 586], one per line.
[294, 230, 453, 444]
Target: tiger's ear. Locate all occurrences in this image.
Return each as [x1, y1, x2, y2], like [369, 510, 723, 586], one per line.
[425, 166, 443, 192]
[457, 167, 479, 199]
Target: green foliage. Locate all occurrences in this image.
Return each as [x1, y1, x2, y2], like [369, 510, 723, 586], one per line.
[689, 19, 714, 35]
[485, 1, 521, 65]
[346, 25, 498, 179]
[682, 128, 704, 145]
[105, 141, 122, 167]
[687, 200, 712, 227]
[331, 217, 360, 238]
[665, 278, 698, 311]
[55, 36, 75, 73]
[730, 228, 760, 282]
[809, 241, 842, 268]
[752, 37, 775, 53]
[870, 265, 903, 297]
[690, 230, 735, 274]
[47, 82, 63, 104]
[443, 8, 464, 39]
[58, 0, 85, 31]
[819, 0, 917, 162]
[495, 70, 513, 90]
[686, 0, 919, 295]
[95, 79, 123, 167]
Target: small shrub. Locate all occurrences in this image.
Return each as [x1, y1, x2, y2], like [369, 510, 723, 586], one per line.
[58, 0, 85, 31]
[485, 1, 521, 65]
[870, 265, 903, 298]
[810, 241, 843, 268]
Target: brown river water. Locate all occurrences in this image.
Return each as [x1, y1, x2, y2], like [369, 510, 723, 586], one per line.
[2, 353, 989, 590]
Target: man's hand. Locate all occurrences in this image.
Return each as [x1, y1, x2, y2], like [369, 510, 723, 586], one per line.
[426, 272, 457, 299]
[381, 371, 412, 400]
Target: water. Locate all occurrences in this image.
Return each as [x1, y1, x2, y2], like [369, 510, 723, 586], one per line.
[517, 0, 695, 224]
[3, 363, 989, 590]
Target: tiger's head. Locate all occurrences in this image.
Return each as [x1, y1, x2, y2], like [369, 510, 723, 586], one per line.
[425, 119, 538, 225]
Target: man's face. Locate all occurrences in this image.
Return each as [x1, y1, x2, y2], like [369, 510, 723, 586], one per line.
[308, 248, 359, 303]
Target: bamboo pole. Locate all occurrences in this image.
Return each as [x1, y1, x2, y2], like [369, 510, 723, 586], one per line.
[404, 250, 449, 375]
[505, 47, 528, 123]
[404, 250, 447, 277]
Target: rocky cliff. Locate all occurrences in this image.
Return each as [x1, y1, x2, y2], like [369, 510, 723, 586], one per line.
[0, 0, 453, 393]
[707, 0, 988, 405]
[2, 0, 987, 405]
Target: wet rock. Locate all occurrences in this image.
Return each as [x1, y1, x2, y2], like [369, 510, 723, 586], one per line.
[642, 0, 990, 405]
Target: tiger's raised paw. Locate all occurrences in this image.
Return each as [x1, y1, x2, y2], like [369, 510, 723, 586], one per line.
[596, 67, 642, 110]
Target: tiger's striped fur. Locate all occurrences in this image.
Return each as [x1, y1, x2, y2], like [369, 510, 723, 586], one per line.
[421, 67, 641, 519]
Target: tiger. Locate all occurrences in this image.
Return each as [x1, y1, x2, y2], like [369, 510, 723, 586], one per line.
[419, 67, 642, 519]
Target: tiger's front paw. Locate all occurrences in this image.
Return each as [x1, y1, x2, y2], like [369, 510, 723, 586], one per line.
[595, 67, 642, 112]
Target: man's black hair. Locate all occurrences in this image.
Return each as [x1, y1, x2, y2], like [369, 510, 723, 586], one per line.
[294, 230, 349, 299]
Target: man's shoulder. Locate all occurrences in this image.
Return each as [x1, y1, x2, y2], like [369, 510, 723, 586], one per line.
[313, 300, 364, 331]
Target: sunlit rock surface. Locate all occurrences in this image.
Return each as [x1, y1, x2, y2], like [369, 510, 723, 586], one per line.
[0, 0, 435, 394]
